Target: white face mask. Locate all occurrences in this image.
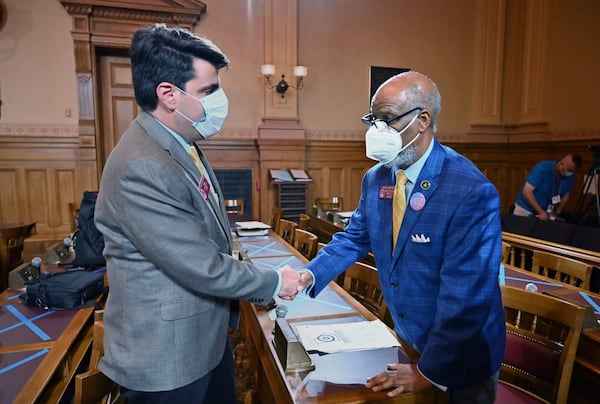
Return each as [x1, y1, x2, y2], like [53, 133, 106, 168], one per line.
[365, 112, 421, 164]
[561, 170, 574, 177]
[176, 87, 229, 139]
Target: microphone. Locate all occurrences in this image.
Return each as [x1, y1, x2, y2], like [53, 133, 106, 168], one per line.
[63, 237, 72, 249]
[275, 304, 288, 319]
[31, 256, 42, 271]
[525, 283, 538, 292]
[272, 304, 288, 335]
[27, 256, 43, 280]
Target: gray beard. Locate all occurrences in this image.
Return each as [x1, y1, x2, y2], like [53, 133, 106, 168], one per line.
[384, 143, 418, 169]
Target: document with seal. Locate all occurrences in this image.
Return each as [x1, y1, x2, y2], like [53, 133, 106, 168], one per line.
[295, 319, 399, 354]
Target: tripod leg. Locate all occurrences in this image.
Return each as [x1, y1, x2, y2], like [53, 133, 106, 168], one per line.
[573, 168, 595, 222]
[594, 171, 600, 224]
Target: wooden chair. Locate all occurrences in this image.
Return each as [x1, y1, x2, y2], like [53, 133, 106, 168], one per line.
[342, 261, 390, 326]
[0, 222, 36, 292]
[277, 219, 297, 244]
[501, 241, 513, 265]
[269, 207, 284, 234]
[496, 285, 587, 404]
[298, 213, 310, 230]
[315, 196, 343, 211]
[293, 228, 318, 260]
[224, 199, 245, 215]
[531, 250, 592, 290]
[74, 310, 123, 404]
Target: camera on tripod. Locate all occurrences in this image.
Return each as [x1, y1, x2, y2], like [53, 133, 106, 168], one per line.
[588, 145, 600, 169]
[573, 145, 600, 225]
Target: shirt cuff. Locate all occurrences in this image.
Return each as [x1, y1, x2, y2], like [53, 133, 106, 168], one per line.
[273, 270, 283, 299]
[300, 268, 316, 296]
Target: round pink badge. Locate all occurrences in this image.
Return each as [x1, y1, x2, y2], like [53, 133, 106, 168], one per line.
[410, 192, 426, 211]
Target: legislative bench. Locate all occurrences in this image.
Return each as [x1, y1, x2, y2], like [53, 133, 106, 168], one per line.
[236, 231, 448, 403]
[0, 262, 106, 403]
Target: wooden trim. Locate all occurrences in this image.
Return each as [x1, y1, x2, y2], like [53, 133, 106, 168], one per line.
[502, 231, 600, 267]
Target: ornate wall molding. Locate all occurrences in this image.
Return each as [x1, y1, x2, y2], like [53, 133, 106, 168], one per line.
[60, 0, 206, 27]
[0, 123, 79, 137]
[306, 130, 364, 141]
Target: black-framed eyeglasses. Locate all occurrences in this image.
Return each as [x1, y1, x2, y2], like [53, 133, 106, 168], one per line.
[361, 107, 422, 128]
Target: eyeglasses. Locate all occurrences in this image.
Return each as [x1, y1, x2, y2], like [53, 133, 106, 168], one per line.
[361, 107, 422, 129]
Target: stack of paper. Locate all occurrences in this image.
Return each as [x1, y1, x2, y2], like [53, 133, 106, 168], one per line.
[290, 169, 312, 182]
[235, 221, 271, 237]
[269, 169, 294, 182]
[295, 319, 400, 354]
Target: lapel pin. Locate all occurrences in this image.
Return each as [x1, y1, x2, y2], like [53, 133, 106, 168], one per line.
[420, 180, 430, 190]
[410, 192, 426, 211]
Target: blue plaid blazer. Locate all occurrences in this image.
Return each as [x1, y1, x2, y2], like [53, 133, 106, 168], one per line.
[306, 139, 506, 390]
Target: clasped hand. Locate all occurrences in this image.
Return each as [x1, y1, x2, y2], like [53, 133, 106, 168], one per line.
[276, 265, 313, 300]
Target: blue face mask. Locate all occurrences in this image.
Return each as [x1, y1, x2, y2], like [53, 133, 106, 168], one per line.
[175, 87, 229, 139]
[561, 170, 574, 177]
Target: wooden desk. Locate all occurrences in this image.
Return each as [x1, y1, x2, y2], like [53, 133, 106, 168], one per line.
[500, 264, 600, 387]
[304, 213, 345, 244]
[0, 289, 97, 403]
[237, 232, 448, 403]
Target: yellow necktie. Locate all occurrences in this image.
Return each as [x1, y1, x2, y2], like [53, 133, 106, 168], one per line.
[393, 171, 408, 249]
[188, 146, 219, 203]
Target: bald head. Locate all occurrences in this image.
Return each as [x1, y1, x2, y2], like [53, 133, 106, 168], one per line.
[372, 71, 442, 133]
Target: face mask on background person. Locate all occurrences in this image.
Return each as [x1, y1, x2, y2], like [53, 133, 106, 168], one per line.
[365, 112, 421, 164]
[560, 170, 574, 177]
[175, 87, 229, 139]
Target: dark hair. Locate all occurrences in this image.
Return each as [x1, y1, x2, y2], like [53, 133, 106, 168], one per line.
[130, 24, 230, 111]
[571, 153, 583, 169]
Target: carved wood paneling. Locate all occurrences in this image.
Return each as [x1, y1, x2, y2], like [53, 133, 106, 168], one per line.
[1, 134, 595, 242]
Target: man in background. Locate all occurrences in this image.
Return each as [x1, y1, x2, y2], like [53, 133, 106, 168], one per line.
[298, 71, 506, 403]
[95, 24, 300, 403]
[513, 153, 582, 220]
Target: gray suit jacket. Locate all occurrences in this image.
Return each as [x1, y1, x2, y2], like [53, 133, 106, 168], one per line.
[95, 111, 278, 391]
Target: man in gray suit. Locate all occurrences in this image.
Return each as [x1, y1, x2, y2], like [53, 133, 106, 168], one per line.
[95, 24, 301, 403]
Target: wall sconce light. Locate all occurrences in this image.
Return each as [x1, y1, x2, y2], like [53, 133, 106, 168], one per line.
[261, 64, 308, 98]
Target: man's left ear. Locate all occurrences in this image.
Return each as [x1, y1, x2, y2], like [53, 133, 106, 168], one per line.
[417, 110, 431, 132]
[156, 82, 177, 109]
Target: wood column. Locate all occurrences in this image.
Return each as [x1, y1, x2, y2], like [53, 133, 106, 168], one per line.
[258, 0, 308, 221]
[469, 0, 551, 142]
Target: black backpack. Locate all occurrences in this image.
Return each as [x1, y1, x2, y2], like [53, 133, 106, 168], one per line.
[72, 191, 106, 268]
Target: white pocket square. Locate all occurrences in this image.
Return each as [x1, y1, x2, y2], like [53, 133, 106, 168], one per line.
[411, 234, 430, 243]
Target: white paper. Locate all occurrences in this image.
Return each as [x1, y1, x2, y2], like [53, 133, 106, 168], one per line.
[307, 347, 401, 386]
[296, 319, 399, 354]
[236, 228, 269, 237]
[235, 221, 271, 229]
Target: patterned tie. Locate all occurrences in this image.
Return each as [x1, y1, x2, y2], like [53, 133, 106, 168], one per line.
[393, 171, 409, 250]
[188, 146, 218, 203]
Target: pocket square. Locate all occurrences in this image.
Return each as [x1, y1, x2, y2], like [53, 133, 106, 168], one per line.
[411, 234, 430, 243]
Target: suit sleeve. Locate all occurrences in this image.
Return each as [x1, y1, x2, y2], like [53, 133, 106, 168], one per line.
[305, 172, 374, 296]
[108, 156, 279, 303]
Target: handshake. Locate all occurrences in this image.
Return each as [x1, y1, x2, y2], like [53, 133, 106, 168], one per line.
[276, 265, 314, 300]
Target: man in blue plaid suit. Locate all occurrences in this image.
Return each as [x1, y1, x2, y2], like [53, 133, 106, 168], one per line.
[299, 71, 505, 403]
